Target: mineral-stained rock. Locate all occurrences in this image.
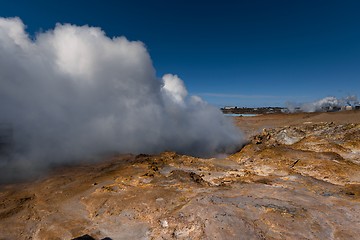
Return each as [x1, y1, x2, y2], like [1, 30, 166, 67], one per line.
[0, 112, 360, 239]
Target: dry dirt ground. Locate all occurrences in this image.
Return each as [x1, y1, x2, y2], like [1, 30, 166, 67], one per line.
[0, 111, 360, 240]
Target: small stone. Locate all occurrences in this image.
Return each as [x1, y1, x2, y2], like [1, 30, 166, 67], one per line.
[160, 219, 169, 228]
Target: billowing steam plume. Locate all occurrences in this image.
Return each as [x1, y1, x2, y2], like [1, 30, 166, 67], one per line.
[285, 95, 359, 113]
[0, 17, 244, 182]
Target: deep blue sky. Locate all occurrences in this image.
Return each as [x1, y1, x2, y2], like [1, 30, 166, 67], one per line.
[1, 0, 360, 107]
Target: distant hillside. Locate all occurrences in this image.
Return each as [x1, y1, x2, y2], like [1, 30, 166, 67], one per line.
[221, 106, 284, 114]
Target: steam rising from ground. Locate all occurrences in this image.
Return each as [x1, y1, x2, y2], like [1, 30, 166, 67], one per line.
[286, 95, 359, 113]
[0, 17, 243, 182]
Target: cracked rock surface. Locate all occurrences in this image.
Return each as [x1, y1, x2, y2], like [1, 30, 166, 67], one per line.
[0, 111, 360, 239]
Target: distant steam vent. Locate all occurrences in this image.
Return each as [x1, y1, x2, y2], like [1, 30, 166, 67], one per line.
[285, 96, 360, 113]
[0, 124, 13, 157]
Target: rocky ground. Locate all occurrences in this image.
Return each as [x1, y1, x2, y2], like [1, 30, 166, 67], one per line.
[0, 111, 360, 240]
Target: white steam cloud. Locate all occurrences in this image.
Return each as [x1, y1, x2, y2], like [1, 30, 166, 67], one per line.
[0, 17, 244, 182]
[285, 95, 359, 113]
